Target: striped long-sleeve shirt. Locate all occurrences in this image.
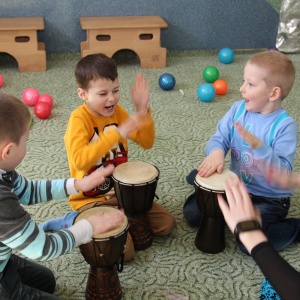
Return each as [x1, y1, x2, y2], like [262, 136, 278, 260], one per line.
[0, 169, 77, 273]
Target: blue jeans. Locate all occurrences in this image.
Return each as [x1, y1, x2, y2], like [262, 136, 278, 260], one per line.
[0, 254, 60, 299]
[183, 169, 300, 253]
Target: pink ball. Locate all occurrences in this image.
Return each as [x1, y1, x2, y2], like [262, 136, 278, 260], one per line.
[34, 102, 52, 119]
[0, 74, 4, 88]
[38, 94, 54, 107]
[22, 88, 40, 106]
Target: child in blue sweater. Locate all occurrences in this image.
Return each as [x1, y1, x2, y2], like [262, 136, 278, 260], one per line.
[0, 93, 125, 299]
[184, 50, 300, 253]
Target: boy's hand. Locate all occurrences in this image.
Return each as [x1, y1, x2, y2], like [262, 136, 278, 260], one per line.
[117, 115, 139, 139]
[197, 149, 225, 177]
[131, 73, 149, 114]
[87, 209, 125, 236]
[235, 122, 262, 149]
[267, 167, 300, 189]
[74, 164, 115, 192]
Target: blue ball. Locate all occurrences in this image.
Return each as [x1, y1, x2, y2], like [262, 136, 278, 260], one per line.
[158, 73, 176, 91]
[197, 83, 216, 102]
[218, 47, 235, 64]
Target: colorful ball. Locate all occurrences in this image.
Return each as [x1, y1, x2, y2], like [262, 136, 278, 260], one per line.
[34, 101, 52, 119]
[212, 79, 228, 95]
[0, 74, 4, 88]
[218, 48, 235, 64]
[22, 88, 40, 106]
[197, 83, 216, 102]
[38, 94, 54, 107]
[158, 73, 176, 91]
[202, 66, 219, 83]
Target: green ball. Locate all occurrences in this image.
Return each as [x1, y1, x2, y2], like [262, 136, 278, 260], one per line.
[203, 66, 219, 83]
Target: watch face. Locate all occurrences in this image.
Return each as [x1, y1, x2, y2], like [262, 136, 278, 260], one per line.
[239, 220, 260, 230]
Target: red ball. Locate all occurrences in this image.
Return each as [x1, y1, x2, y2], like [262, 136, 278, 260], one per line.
[22, 88, 40, 106]
[0, 74, 4, 88]
[34, 102, 52, 119]
[212, 79, 228, 95]
[38, 94, 54, 107]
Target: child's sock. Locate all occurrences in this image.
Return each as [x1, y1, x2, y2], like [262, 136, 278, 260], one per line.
[39, 211, 79, 232]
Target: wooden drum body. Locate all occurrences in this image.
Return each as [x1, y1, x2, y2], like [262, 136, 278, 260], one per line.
[194, 169, 238, 254]
[112, 161, 159, 251]
[75, 207, 129, 300]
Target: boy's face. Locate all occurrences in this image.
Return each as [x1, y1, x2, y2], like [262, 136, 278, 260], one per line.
[78, 77, 120, 117]
[2, 124, 29, 171]
[240, 63, 278, 114]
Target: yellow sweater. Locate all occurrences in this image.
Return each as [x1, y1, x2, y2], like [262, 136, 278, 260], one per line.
[64, 103, 155, 210]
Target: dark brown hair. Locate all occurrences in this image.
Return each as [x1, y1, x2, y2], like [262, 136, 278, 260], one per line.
[75, 53, 118, 90]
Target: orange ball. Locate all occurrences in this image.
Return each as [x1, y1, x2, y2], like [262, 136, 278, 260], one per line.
[212, 79, 228, 95]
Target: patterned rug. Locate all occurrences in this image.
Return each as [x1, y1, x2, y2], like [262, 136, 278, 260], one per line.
[1, 49, 300, 299]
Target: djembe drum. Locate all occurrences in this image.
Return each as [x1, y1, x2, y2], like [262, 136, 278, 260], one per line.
[75, 206, 129, 300]
[194, 169, 238, 254]
[112, 161, 159, 251]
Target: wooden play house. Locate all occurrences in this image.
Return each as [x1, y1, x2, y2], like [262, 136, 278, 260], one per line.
[0, 17, 46, 72]
[80, 16, 168, 68]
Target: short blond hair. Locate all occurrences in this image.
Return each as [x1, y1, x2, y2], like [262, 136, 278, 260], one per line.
[247, 51, 295, 100]
[0, 93, 31, 145]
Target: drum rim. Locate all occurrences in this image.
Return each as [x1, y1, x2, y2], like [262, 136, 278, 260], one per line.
[111, 176, 158, 186]
[194, 181, 225, 193]
[92, 222, 129, 240]
[194, 169, 237, 192]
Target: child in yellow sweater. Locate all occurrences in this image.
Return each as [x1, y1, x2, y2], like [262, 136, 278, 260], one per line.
[40, 53, 176, 260]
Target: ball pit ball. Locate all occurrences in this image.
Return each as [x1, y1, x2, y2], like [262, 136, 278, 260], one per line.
[197, 83, 216, 102]
[218, 48, 235, 64]
[202, 66, 219, 83]
[212, 79, 228, 95]
[0, 74, 4, 88]
[34, 101, 52, 119]
[22, 88, 40, 106]
[38, 94, 54, 107]
[158, 73, 176, 91]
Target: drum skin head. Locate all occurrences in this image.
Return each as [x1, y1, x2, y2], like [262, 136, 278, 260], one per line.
[75, 206, 128, 239]
[195, 169, 238, 192]
[112, 161, 158, 184]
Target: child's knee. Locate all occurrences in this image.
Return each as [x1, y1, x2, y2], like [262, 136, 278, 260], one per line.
[152, 213, 176, 236]
[163, 214, 177, 235]
[123, 233, 135, 262]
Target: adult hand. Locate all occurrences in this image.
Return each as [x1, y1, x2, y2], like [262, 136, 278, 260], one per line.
[217, 178, 267, 252]
[217, 178, 261, 233]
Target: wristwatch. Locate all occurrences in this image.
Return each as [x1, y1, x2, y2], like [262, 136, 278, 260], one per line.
[234, 220, 261, 243]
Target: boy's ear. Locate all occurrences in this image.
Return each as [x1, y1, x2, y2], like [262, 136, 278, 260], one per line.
[0, 142, 14, 161]
[77, 88, 87, 101]
[269, 87, 281, 102]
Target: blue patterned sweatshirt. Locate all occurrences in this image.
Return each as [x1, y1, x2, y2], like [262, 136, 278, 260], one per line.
[206, 100, 298, 198]
[0, 169, 86, 274]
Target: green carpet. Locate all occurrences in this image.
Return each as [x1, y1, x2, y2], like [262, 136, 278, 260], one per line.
[1, 49, 300, 299]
